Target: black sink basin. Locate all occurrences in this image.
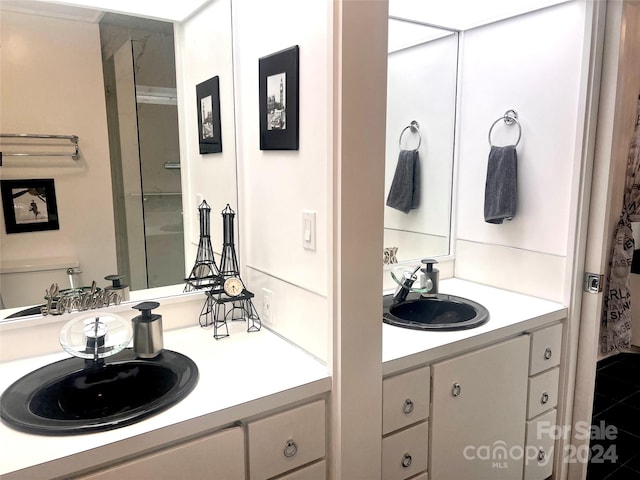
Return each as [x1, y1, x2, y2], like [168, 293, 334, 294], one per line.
[0, 349, 198, 435]
[383, 293, 489, 331]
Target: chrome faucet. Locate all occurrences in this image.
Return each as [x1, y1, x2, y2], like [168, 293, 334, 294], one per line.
[392, 259, 439, 304]
[392, 265, 421, 304]
[66, 267, 82, 290]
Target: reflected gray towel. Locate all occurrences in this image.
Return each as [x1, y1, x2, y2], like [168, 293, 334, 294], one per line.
[484, 145, 517, 224]
[386, 149, 420, 214]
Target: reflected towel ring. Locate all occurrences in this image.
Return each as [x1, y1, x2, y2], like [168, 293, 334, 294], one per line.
[488, 110, 522, 147]
[399, 120, 422, 150]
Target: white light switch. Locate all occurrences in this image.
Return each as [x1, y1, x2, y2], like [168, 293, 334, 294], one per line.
[302, 210, 316, 251]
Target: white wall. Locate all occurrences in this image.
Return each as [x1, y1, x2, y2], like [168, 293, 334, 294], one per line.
[175, 0, 238, 270]
[0, 11, 117, 306]
[232, 0, 331, 361]
[453, 1, 588, 302]
[384, 33, 457, 261]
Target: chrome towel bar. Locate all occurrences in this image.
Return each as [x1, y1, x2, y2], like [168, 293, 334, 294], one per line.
[0, 133, 80, 162]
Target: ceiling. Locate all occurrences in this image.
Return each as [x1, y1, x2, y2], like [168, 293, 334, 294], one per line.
[0, 0, 211, 22]
[3, 0, 573, 27]
[388, 0, 571, 31]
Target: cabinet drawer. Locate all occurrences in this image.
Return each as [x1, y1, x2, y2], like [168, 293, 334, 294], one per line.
[277, 460, 326, 480]
[79, 426, 245, 480]
[527, 367, 559, 419]
[247, 400, 325, 480]
[407, 473, 428, 480]
[383, 366, 430, 435]
[382, 421, 428, 480]
[409, 472, 429, 480]
[529, 323, 562, 375]
[524, 409, 557, 480]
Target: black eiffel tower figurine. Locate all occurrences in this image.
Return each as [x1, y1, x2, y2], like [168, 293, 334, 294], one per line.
[184, 200, 221, 292]
[219, 204, 241, 278]
[199, 204, 260, 338]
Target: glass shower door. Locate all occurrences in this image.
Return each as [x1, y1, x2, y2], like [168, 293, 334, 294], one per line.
[104, 37, 185, 291]
[136, 97, 185, 288]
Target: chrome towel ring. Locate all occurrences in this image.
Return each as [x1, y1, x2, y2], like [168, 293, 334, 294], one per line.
[488, 110, 522, 147]
[399, 120, 422, 150]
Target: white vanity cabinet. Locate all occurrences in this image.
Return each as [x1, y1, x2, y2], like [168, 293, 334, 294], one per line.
[431, 335, 530, 480]
[73, 399, 328, 480]
[383, 320, 565, 480]
[77, 425, 245, 480]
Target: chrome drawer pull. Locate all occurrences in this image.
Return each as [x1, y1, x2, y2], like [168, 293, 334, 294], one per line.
[402, 453, 413, 468]
[283, 439, 298, 458]
[452, 383, 461, 397]
[403, 399, 414, 415]
[544, 348, 553, 360]
[538, 448, 546, 462]
[541, 392, 550, 404]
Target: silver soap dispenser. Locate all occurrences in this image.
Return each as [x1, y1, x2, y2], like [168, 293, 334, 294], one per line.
[420, 258, 439, 297]
[105, 274, 130, 302]
[131, 301, 163, 358]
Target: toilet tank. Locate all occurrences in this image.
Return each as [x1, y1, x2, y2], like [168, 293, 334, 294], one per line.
[0, 257, 81, 309]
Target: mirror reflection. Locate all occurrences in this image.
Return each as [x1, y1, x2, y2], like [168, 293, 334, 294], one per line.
[0, 0, 237, 316]
[101, 14, 185, 291]
[384, 17, 458, 264]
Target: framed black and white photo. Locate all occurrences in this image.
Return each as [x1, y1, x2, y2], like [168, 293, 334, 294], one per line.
[196, 76, 222, 154]
[1, 179, 59, 234]
[259, 45, 299, 150]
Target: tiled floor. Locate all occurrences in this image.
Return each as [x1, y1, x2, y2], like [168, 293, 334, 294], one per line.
[587, 353, 640, 479]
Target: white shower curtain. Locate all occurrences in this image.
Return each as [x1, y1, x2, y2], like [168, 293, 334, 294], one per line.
[601, 95, 640, 354]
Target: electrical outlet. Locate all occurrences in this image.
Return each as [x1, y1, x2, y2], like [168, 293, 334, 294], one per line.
[262, 288, 273, 326]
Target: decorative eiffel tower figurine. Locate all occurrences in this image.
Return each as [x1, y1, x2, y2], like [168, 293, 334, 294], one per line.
[219, 204, 241, 278]
[199, 204, 261, 338]
[184, 200, 221, 292]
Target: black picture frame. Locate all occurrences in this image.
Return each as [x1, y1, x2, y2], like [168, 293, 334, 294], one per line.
[196, 76, 223, 154]
[1, 179, 59, 234]
[259, 45, 299, 150]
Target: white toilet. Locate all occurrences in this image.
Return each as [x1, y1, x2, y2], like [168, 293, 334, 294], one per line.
[0, 257, 81, 309]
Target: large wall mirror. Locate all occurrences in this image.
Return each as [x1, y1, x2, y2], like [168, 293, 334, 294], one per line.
[0, 0, 237, 317]
[384, 15, 458, 264]
[384, 0, 570, 267]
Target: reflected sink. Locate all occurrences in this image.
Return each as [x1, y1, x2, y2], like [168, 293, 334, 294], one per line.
[383, 293, 489, 331]
[0, 349, 198, 435]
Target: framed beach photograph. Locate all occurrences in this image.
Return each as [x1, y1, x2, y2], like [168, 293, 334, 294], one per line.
[196, 76, 222, 154]
[259, 45, 299, 150]
[1, 179, 59, 234]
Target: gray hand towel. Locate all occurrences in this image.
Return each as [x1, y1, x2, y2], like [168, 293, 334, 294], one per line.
[484, 145, 517, 224]
[386, 149, 420, 214]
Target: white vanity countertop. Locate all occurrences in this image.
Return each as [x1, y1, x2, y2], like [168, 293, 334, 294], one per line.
[0, 278, 567, 477]
[0, 322, 331, 479]
[383, 278, 568, 375]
